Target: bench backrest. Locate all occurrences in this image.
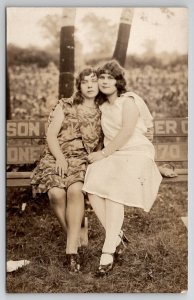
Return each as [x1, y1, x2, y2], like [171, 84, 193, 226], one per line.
[7, 118, 188, 164]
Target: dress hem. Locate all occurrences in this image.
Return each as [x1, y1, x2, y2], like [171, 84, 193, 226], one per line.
[82, 188, 152, 212]
[32, 178, 85, 195]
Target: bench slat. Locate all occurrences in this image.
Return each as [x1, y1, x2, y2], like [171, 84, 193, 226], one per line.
[154, 142, 187, 161]
[6, 118, 188, 184]
[154, 118, 187, 137]
[7, 172, 32, 179]
[7, 120, 47, 139]
[7, 145, 44, 164]
[162, 174, 187, 182]
[7, 176, 188, 186]
[6, 168, 188, 187]
[7, 178, 32, 187]
[7, 175, 188, 186]
[7, 118, 188, 138]
[7, 142, 187, 164]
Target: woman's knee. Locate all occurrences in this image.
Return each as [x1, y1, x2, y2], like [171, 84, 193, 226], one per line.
[48, 187, 66, 205]
[67, 182, 84, 202]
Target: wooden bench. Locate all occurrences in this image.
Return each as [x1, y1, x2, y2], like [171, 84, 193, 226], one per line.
[7, 117, 188, 186]
[6, 117, 187, 245]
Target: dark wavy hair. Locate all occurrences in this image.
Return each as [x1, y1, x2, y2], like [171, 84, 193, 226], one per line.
[96, 60, 127, 105]
[73, 67, 99, 106]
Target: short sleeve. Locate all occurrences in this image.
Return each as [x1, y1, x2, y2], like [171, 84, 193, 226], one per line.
[47, 100, 64, 125]
[121, 92, 153, 128]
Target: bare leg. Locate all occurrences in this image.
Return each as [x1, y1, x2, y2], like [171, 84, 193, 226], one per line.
[66, 182, 85, 254]
[48, 187, 67, 233]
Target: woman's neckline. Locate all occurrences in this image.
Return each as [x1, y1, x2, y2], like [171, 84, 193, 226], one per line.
[107, 96, 119, 105]
[81, 103, 97, 109]
[107, 91, 118, 104]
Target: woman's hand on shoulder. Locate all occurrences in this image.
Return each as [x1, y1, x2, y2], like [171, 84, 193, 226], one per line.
[55, 156, 68, 178]
[87, 151, 104, 163]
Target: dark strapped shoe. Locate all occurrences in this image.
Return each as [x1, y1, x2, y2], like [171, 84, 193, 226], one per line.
[114, 233, 129, 262]
[95, 253, 114, 277]
[66, 254, 81, 274]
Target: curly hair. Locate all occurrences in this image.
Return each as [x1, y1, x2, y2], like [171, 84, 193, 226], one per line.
[96, 60, 127, 105]
[73, 67, 99, 106]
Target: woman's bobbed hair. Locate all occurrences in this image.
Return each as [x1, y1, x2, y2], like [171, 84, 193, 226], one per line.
[96, 60, 127, 105]
[73, 67, 98, 105]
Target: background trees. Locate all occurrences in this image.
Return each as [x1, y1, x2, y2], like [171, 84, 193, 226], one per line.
[6, 8, 188, 119]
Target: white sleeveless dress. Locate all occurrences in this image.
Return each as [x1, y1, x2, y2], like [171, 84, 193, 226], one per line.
[82, 92, 162, 212]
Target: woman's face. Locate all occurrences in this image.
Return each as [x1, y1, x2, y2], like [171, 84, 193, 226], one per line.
[80, 73, 99, 100]
[98, 73, 117, 96]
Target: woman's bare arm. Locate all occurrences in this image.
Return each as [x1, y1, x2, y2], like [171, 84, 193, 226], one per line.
[102, 98, 139, 156]
[88, 98, 139, 162]
[46, 104, 68, 177]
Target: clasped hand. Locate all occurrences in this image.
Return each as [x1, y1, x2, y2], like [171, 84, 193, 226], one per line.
[87, 151, 104, 163]
[55, 157, 68, 177]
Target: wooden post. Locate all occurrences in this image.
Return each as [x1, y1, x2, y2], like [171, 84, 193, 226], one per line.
[59, 8, 76, 99]
[112, 8, 134, 66]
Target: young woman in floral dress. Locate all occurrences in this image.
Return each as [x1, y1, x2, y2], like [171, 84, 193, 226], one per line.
[31, 67, 102, 273]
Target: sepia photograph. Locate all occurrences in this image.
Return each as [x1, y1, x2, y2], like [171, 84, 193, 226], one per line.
[6, 7, 188, 293]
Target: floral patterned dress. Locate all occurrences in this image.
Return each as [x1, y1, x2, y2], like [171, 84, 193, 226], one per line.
[31, 97, 102, 194]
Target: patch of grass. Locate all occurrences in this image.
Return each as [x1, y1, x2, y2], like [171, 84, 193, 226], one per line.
[6, 183, 187, 293]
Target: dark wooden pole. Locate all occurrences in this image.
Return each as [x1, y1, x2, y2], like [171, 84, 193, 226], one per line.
[112, 8, 134, 66]
[59, 9, 75, 99]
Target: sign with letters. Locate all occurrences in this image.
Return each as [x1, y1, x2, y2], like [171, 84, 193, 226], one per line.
[7, 121, 47, 138]
[6, 143, 187, 164]
[154, 143, 187, 161]
[6, 118, 188, 163]
[7, 146, 44, 164]
[7, 119, 188, 138]
[154, 118, 188, 136]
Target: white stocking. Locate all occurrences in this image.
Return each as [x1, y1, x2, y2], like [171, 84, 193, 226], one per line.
[102, 199, 124, 255]
[88, 194, 106, 229]
[89, 194, 124, 249]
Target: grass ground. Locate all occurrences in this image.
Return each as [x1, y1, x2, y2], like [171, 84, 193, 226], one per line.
[6, 183, 187, 293]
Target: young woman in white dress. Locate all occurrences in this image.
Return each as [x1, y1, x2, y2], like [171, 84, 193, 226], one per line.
[82, 60, 162, 276]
